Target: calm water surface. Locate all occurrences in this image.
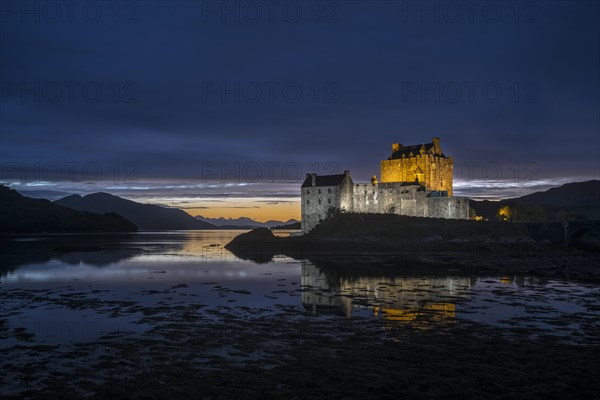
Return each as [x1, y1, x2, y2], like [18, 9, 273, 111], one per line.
[1, 230, 599, 347]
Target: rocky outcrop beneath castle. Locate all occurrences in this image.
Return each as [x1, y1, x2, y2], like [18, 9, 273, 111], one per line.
[226, 214, 600, 265]
[224, 227, 283, 263]
[301, 213, 530, 245]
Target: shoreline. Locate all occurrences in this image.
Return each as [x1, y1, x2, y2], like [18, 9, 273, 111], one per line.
[225, 214, 600, 282]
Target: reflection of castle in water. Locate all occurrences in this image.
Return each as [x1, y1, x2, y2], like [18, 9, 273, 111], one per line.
[301, 261, 474, 325]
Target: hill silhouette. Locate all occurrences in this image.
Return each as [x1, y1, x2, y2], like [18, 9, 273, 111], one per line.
[55, 192, 215, 231]
[516, 180, 599, 206]
[0, 185, 136, 233]
[470, 180, 600, 221]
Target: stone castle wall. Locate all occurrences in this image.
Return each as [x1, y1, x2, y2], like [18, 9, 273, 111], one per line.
[301, 183, 343, 233]
[301, 180, 469, 234]
[351, 183, 468, 219]
[352, 183, 426, 215]
[426, 196, 470, 220]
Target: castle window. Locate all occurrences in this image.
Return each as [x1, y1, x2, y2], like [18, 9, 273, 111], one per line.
[318, 189, 321, 194]
[318, 199, 321, 204]
[307, 199, 310, 205]
[328, 188, 331, 193]
[328, 198, 331, 204]
[307, 189, 310, 194]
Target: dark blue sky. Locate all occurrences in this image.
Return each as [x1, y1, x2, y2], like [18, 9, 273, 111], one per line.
[1, 1, 599, 217]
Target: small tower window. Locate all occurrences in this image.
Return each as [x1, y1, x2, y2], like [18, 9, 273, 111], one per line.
[328, 188, 331, 193]
[318, 199, 321, 204]
[307, 199, 310, 205]
[328, 199, 331, 204]
[318, 189, 321, 194]
[307, 189, 310, 194]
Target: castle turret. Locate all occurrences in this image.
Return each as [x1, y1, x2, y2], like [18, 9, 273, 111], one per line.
[432, 137, 441, 154]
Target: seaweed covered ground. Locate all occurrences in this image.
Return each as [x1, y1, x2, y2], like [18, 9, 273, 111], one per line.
[2, 287, 599, 400]
[2, 284, 599, 400]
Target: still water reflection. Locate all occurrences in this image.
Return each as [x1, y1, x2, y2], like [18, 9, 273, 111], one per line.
[1, 231, 599, 346]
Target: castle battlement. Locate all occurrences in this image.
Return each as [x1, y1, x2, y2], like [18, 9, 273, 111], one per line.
[300, 138, 468, 233]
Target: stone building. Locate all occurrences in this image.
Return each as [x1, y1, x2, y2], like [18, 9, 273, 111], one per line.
[380, 137, 454, 195]
[300, 138, 468, 233]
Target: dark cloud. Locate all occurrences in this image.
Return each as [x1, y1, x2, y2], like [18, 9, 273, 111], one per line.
[1, 1, 598, 198]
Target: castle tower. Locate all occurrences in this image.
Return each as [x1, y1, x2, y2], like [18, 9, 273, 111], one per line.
[379, 137, 454, 196]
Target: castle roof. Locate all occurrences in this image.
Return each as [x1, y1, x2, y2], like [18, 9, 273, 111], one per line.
[377, 181, 423, 188]
[301, 173, 347, 188]
[388, 143, 445, 159]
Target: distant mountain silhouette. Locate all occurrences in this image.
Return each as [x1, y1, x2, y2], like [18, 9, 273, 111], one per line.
[271, 221, 301, 230]
[15, 189, 73, 201]
[55, 193, 215, 230]
[0, 185, 136, 233]
[470, 180, 600, 221]
[195, 215, 299, 228]
[263, 219, 300, 227]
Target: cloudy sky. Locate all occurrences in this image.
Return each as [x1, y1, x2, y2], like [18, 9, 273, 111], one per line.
[1, 1, 598, 221]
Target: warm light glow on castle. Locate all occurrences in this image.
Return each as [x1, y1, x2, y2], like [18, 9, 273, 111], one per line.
[300, 137, 468, 233]
[380, 137, 454, 196]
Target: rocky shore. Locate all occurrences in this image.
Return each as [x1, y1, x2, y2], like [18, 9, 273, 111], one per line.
[225, 214, 600, 282]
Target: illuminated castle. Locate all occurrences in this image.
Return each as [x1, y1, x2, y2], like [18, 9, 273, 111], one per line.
[300, 137, 468, 233]
[380, 137, 454, 195]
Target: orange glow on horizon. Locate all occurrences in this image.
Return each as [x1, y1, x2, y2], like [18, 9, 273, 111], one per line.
[184, 200, 300, 223]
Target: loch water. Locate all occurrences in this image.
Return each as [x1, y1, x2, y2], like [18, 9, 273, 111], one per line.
[1, 231, 599, 396]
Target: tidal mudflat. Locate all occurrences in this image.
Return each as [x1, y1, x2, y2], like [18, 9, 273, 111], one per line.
[1, 231, 599, 399]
